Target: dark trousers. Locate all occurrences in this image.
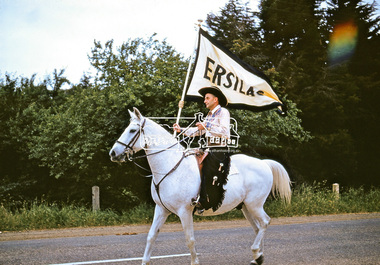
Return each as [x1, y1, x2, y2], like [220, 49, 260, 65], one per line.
[199, 148, 231, 211]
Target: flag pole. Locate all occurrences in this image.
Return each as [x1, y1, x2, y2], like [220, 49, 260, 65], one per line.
[174, 20, 202, 136]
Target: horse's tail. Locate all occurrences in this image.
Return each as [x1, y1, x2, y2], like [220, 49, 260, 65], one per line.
[263, 159, 292, 204]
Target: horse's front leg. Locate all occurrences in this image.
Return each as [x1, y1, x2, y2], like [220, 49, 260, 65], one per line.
[179, 208, 200, 265]
[142, 205, 170, 265]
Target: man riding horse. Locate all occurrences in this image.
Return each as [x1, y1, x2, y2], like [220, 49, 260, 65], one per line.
[173, 86, 231, 213]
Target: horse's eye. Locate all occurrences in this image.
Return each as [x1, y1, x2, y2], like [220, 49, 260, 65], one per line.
[130, 129, 137, 133]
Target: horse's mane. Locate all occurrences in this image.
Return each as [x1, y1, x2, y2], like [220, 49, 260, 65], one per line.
[145, 118, 174, 136]
[143, 117, 184, 150]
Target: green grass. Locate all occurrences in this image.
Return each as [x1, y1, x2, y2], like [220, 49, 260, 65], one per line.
[1, 183, 379, 231]
[265, 183, 380, 217]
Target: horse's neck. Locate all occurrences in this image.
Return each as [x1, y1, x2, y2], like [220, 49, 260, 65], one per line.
[144, 120, 184, 175]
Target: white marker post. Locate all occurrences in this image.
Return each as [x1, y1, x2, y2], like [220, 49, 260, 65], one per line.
[332, 183, 339, 200]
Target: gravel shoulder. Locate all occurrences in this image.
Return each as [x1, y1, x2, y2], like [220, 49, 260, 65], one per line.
[1, 212, 379, 242]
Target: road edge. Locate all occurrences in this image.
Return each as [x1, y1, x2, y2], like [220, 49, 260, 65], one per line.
[1, 212, 379, 241]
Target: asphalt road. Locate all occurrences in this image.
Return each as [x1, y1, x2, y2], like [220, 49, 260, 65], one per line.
[1, 217, 379, 265]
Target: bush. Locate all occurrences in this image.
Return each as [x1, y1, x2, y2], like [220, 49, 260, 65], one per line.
[265, 182, 380, 217]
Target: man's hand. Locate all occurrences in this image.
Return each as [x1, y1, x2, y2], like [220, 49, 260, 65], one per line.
[173, 123, 181, 133]
[196, 122, 206, 131]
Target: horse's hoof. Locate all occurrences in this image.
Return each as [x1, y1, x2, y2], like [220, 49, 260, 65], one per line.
[250, 255, 264, 265]
[256, 255, 264, 265]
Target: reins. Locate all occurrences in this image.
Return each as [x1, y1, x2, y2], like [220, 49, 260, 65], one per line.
[131, 139, 184, 160]
[152, 151, 192, 213]
[128, 135, 192, 175]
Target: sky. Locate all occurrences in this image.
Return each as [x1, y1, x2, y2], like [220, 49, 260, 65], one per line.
[0, 0, 378, 85]
[0, 0, 259, 84]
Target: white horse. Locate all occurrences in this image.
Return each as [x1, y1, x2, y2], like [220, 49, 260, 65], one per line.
[109, 108, 291, 265]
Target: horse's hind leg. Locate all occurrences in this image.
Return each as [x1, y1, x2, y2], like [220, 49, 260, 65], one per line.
[242, 204, 270, 265]
[179, 209, 200, 265]
[142, 205, 170, 265]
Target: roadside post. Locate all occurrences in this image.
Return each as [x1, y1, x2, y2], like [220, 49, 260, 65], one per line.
[92, 186, 100, 211]
[332, 183, 339, 200]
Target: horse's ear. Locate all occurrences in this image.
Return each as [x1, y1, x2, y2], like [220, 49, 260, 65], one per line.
[128, 109, 137, 120]
[133, 107, 142, 119]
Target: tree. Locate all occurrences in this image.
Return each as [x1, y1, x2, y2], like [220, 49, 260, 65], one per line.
[206, 0, 269, 68]
[325, 0, 380, 75]
[260, 0, 327, 98]
[276, 0, 380, 186]
[22, 36, 191, 210]
[320, 0, 380, 186]
[0, 74, 52, 207]
[89, 36, 191, 117]
[204, 0, 380, 186]
[49, 69, 70, 98]
[205, 0, 312, 183]
[5, 0, 378, 211]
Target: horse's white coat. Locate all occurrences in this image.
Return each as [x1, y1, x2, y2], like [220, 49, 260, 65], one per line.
[110, 108, 291, 265]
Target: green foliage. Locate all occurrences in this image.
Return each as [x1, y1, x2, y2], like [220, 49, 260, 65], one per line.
[206, 0, 266, 67]
[0, 30, 310, 210]
[120, 203, 155, 224]
[1, 0, 379, 214]
[0, 74, 53, 205]
[0, 201, 120, 230]
[265, 182, 380, 217]
[89, 36, 188, 117]
[206, 0, 380, 186]
[234, 99, 312, 155]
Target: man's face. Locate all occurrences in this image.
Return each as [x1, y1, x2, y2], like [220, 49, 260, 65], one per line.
[204, 93, 218, 110]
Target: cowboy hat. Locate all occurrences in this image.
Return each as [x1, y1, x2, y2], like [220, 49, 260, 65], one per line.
[198, 86, 228, 107]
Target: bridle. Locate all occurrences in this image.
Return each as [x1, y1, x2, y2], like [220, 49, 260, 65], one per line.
[116, 118, 147, 161]
[116, 118, 189, 162]
[115, 118, 194, 213]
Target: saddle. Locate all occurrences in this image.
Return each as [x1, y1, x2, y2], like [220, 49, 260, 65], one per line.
[195, 150, 208, 174]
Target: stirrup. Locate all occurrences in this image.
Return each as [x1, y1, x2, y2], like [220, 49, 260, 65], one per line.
[196, 208, 205, 215]
[190, 195, 200, 206]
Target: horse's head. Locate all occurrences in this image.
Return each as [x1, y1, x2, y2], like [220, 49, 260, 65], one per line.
[109, 107, 146, 162]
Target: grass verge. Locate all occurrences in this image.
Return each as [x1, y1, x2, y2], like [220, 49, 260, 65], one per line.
[1, 183, 379, 231]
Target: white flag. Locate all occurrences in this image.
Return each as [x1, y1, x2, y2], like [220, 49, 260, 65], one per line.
[186, 28, 284, 113]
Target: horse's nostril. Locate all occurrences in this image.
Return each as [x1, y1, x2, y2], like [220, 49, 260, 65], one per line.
[110, 150, 116, 158]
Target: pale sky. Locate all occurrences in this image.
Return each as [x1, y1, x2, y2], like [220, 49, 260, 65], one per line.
[1, 0, 377, 85]
[0, 0, 259, 84]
